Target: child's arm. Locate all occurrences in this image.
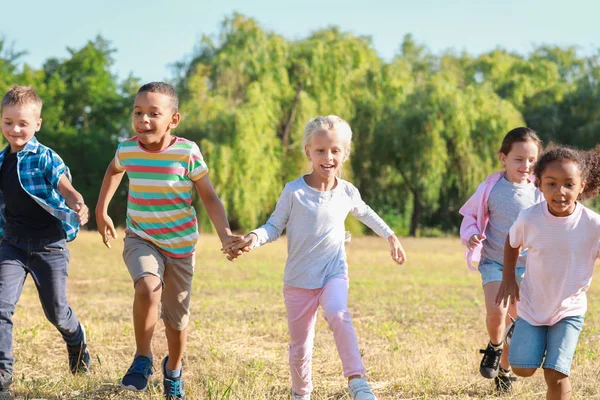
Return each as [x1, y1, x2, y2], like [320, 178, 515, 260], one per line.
[458, 183, 487, 247]
[349, 185, 406, 264]
[193, 174, 241, 259]
[58, 175, 89, 226]
[95, 159, 125, 248]
[495, 234, 520, 307]
[222, 184, 292, 255]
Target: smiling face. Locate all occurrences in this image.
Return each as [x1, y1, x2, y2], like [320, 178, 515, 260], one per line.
[500, 139, 540, 184]
[305, 128, 349, 183]
[132, 91, 180, 151]
[1, 104, 42, 153]
[539, 159, 585, 217]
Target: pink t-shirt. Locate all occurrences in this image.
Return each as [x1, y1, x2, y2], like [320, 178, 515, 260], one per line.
[510, 202, 600, 326]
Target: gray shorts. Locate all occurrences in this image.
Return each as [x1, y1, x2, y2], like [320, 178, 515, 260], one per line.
[123, 233, 195, 330]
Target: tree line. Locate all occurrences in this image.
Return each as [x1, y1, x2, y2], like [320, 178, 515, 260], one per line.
[2, 13, 600, 236]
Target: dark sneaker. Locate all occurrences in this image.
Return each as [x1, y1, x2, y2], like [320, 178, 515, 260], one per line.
[0, 369, 12, 391]
[479, 342, 502, 379]
[121, 355, 154, 391]
[495, 369, 517, 394]
[67, 325, 90, 374]
[162, 356, 186, 399]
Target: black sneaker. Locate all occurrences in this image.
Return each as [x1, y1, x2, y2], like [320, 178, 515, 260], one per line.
[67, 325, 90, 374]
[495, 369, 517, 393]
[479, 342, 502, 378]
[0, 369, 12, 391]
[162, 356, 186, 399]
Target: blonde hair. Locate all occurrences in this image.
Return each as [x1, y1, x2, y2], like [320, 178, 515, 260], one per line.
[302, 115, 353, 152]
[1, 85, 43, 116]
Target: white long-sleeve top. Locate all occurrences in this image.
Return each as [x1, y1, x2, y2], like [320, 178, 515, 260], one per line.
[251, 176, 394, 289]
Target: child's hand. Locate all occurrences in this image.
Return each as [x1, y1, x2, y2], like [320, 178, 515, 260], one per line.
[222, 233, 258, 261]
[97, 213, 118, 249]
[467, 233, 485, 250]
[388, 234, 407, 265]
[72, 202, 90, 226]
[495, 278, 520, 307]
[220, 235, 244, 261]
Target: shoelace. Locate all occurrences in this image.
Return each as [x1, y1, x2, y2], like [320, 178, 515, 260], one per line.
[479, 346, 501, 370]
[127, 358, 153, 376]
[166, 378, 183, 396]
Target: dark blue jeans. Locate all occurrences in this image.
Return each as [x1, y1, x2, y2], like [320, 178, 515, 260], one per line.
[0, 235, 83, 373]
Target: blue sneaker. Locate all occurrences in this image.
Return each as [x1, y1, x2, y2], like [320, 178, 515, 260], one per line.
[121, 355, 154, 391]
[162, 356, 186, 399]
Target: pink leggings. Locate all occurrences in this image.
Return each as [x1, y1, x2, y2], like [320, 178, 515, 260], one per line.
[283, 277, 366, 395]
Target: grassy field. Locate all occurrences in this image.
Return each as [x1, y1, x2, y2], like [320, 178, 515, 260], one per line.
[7, 231, 600, 399]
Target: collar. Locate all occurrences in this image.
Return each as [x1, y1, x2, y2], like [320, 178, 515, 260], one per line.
[0, 136, 41, 159]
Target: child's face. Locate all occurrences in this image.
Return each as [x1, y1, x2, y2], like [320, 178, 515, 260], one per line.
[132, 91, 180, 151]
[305, 129, 348, 181]
[500, 140, 539, 184]
[539, 159, 585, 217]
[1, 105, 42, 153]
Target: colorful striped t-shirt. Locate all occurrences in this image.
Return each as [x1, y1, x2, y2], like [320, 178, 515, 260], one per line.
[114, 136, 208, 258]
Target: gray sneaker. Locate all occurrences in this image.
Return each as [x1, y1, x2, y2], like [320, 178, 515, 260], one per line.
[348, 377, 377, 400]
[292, 391, 310, 400]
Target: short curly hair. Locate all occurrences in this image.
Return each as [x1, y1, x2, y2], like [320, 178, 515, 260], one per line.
[534, 144, 600, 200]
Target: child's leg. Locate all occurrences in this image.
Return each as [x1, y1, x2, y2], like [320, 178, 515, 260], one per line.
[283, 285, 320, 396]
[508, 317, 545, 377]
[0, 238, 28, 375]
[29, 238, 83, 346]
[319, 277, 366, 380]
[133, 275, 162, 357]
[542, 315, 584, 400]
[123, 234, 166, 358]
[482, 281, 511, 371]
[544, 369, 571, 400]
[161, 254, 195, 371]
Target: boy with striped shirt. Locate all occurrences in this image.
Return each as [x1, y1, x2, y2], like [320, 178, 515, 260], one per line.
[95, 82, 240, 399]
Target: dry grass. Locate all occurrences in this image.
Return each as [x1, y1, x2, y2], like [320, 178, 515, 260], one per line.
[8, 231, 600, 399]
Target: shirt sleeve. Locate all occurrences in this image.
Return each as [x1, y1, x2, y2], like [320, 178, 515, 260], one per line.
[348, 183, 394, 239]
[42, 148, 69, 192]
[188, 142, 209, 181]
[250, 184, 292, 247]
[509, 210, 526, 249]
[113, 144, 125, 172]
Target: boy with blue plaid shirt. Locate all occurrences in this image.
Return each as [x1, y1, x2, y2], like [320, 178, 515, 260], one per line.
[0, 86, 91, 395]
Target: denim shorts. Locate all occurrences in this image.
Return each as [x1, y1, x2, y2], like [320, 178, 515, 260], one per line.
[478, 258, 525, 287]
[508, 315, 584, 376]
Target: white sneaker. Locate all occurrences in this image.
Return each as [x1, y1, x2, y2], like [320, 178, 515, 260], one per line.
[292, 391, 310, 400]
[348, 377, 377, 400]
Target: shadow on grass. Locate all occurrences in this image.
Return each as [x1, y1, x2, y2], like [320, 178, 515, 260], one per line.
[13, 381, 162, 399]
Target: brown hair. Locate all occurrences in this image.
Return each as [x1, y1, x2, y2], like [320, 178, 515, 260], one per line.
[499, 127, 543, 155]
[1, 85, 43, 116]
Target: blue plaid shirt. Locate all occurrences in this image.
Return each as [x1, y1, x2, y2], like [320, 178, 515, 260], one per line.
[0, 137, 80, 241]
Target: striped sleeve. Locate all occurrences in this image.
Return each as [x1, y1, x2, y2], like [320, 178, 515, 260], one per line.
[113, 143, 126, 172]
[188, 142, 208, 181]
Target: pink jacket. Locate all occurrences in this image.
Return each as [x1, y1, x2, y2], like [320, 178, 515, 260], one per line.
[458, 172, 504, 271]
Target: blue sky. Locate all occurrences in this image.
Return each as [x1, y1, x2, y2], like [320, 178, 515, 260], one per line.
[2, 0, 598, 83]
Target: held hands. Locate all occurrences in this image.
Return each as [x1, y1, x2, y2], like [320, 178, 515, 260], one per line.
[388, 234, 407, 265]
[221, 233, 258, 261]
[97, 213, 118, 249]
[467, 233, 485, 250]
[495, 278, 520, 307]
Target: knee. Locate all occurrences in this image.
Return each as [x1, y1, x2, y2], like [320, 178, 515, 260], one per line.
[134, 276, 162, 304]
[324, 309, 352, 327]
[513, 367, 537, 377]
[544, 368, 569, 386]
